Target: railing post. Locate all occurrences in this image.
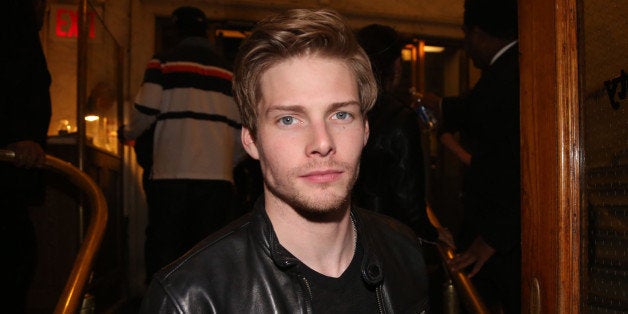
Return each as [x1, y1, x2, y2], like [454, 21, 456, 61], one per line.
[442, 278, 459, 314]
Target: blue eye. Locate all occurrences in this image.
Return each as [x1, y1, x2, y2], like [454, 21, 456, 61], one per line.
[279, 116, 295, 125]
[333, 112, 351, 120]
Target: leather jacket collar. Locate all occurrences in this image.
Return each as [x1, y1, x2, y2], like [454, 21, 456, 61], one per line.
[252, 197, 384, 286]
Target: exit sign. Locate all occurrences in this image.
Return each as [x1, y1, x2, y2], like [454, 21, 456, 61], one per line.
[54, 6, 96, 39]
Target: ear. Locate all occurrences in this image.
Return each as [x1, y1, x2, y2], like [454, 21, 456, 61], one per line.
[241, 127, 260, 160]
[363, 119, 370, 147]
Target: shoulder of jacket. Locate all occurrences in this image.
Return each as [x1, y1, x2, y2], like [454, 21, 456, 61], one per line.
[156, 213, 254, 276]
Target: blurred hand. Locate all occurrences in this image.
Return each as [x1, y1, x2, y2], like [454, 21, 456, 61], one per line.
[437, 227, 456, 250]
[449, 236, 495, 277]
[8, 140, 46, 168]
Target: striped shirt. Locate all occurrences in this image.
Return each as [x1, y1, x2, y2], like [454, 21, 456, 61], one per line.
[125, 37, 244, 182]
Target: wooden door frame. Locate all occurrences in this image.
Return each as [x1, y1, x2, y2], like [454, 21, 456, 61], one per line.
[519, 0, 581, 312]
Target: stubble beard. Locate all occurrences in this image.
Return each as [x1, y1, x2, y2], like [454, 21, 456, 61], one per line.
[265, 161, 359, 223]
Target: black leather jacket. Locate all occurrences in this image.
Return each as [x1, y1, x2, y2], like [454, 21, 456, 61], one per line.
[140, 200, 430, 313]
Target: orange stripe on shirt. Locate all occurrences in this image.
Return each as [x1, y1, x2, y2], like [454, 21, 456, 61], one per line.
[162, 64, 233, 81]
[146, 60, 161, 70]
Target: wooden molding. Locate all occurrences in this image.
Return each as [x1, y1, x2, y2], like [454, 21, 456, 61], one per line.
[520, 0, 580, 312]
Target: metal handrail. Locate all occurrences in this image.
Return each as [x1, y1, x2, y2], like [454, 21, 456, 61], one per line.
[427, 205, 489, 314]
[0, 149, 108, 314]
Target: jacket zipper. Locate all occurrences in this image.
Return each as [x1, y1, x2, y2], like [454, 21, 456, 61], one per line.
[376, 285, 385, 314]
[298, 274, 313, 314]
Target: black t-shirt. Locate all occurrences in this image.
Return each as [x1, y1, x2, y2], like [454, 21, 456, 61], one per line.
[299, 239, 378, 313]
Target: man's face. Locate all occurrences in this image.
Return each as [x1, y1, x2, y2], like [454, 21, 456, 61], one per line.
[241, 55, 369, 217]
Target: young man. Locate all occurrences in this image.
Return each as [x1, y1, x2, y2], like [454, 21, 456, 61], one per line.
[140, 9, 429, 313]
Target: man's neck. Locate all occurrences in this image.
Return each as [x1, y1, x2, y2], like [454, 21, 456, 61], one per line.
[264, 193, 356, 278]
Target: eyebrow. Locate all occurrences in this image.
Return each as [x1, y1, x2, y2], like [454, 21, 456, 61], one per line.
[329, 101, 361, 111]
[265, 101, 361, 115]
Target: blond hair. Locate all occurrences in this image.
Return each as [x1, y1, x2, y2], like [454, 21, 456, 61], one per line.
[233, 9, 377, 137]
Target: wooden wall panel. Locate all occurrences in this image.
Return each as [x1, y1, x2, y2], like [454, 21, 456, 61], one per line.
[519, 0, 580, 312]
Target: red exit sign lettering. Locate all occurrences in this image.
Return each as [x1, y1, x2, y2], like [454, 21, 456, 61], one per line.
[55, 8, 96, 38]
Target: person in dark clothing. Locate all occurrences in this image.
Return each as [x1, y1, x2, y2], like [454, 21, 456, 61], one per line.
[0, 0, 52, 312]
[232, 155, 263, 215]
[422, 0, 521, 312]
[140, 9, 430, 313]
[354, 24, 454, 248]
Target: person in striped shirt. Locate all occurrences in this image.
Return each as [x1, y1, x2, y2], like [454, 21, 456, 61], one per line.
[122, 6, 245, 283]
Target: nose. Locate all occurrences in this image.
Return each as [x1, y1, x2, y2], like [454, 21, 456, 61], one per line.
[306, 121, 335, 157]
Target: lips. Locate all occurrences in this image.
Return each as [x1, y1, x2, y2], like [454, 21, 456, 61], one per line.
[301, 169, 343, 183]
